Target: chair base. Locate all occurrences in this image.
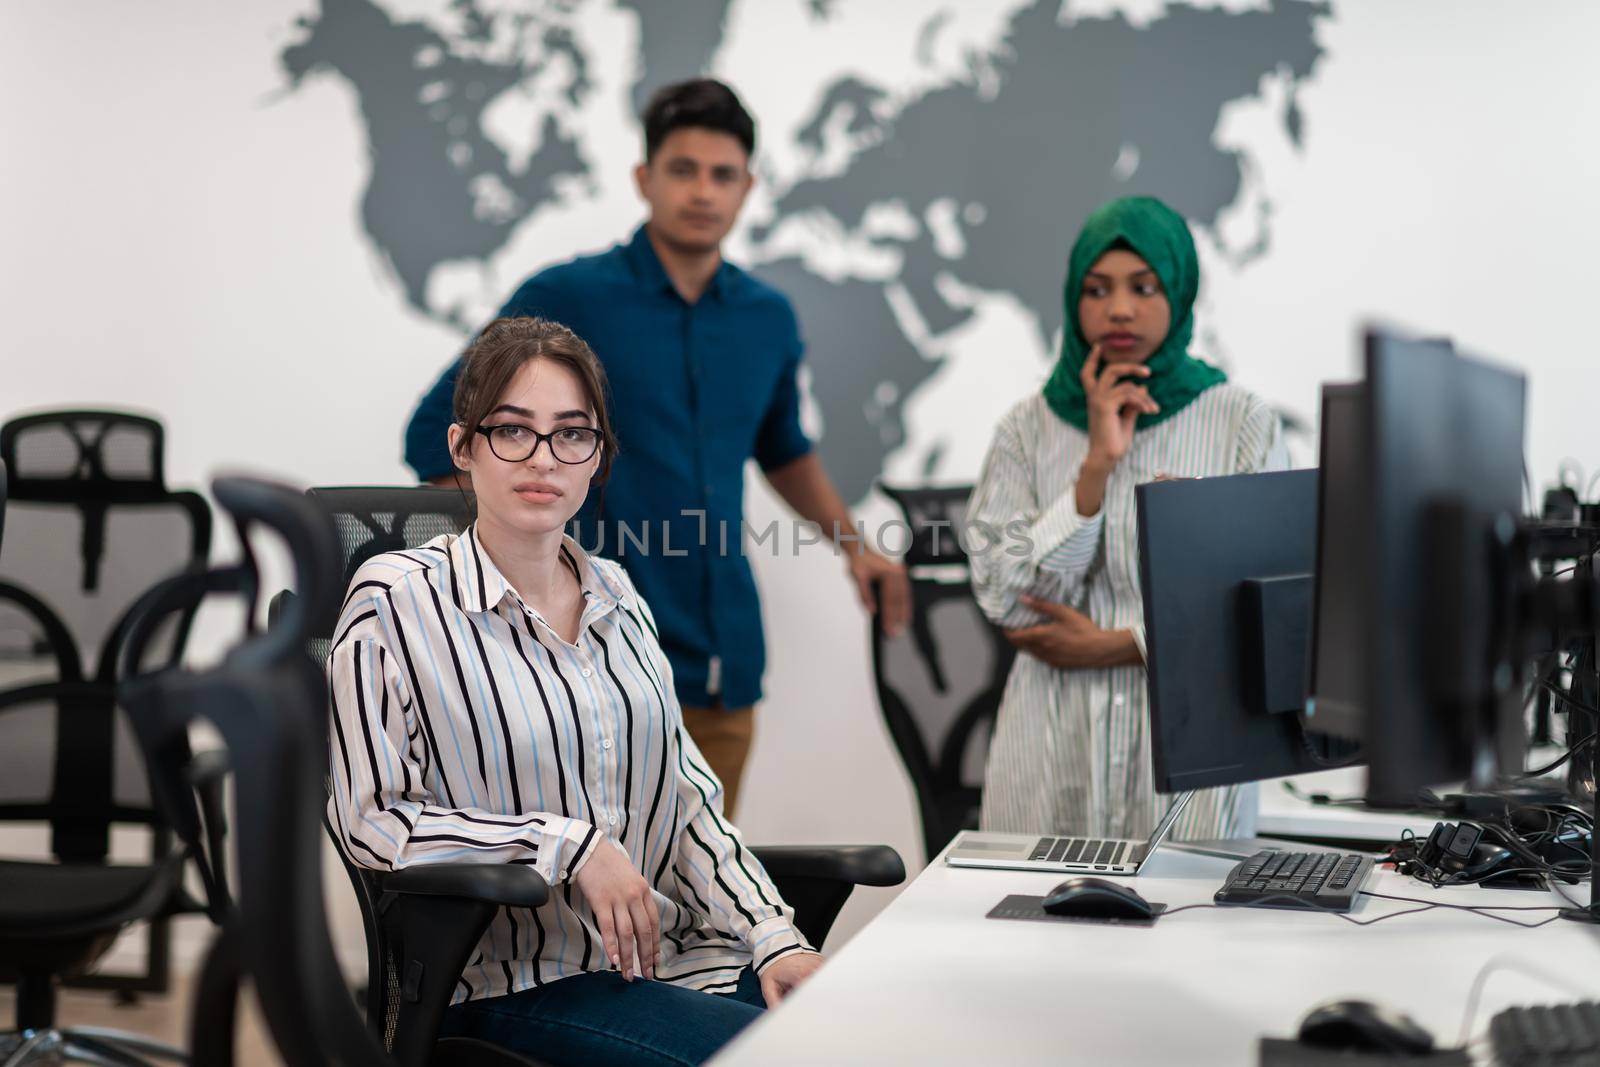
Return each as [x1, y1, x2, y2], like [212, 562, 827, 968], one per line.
[0, 1026, 187, 1066]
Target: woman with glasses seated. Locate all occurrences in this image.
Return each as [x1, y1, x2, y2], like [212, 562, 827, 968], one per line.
[967, 196, 1288, 844]
[327, 317, 821, 1067]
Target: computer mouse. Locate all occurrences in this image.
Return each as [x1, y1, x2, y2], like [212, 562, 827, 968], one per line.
[1040, 876, 1155, 920]
[1459, 843, 1516, 881]
[1297, 999, 1435, 1055]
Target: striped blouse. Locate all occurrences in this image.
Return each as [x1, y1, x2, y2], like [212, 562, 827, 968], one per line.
[967, 383, 1288, 842]
[326, 526, 812, 1004]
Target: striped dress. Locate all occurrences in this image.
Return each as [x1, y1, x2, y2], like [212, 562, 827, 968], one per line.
[325, 526, 812, 1004]
[967, 383, 1288, 841]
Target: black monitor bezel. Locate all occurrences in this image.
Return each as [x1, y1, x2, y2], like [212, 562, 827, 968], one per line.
[1305, 381, 1368, 743]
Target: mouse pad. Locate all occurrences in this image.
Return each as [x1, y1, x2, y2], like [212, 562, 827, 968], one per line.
[1258, 1038, 1471, 1065]
[985, 894, 1167, 926]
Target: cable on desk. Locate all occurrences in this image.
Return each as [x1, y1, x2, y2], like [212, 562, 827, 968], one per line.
[1457, 867, 1585, 891]
[1541, 678, 1600, 720]
[1553, 664, 1600, 683]
[1384, 851, 1588, 891]
[1159, 895, 1436, 926]
[1162, 891, 1566, 929]
[1546, 876, 1587, 911]
[1361, 890, 1569, 912]
[1279, 780, 1369, 808]
[1359, 890, 1568, 928]
[1537, 872, 1600, 923]
[1158, 895, 1433, 927]
[1516, 733, 1595, 778]
[1382, 816, 1590, 890]
[1512, 809, 1592, 873]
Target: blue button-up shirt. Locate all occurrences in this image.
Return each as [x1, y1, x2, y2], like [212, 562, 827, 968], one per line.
[403, 226, 813, 708]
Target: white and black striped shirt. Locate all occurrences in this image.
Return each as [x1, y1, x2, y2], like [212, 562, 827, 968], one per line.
[968, 383, 1288, 841]
[326, 526, 811, 1004]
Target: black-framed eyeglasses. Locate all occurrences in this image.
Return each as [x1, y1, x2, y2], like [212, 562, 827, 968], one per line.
[476, 424, 604, 465]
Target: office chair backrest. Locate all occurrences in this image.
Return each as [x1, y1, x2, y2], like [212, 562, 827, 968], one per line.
[873, 485, 1015, 863]
[117, 560, 262, 919]
[264, 485, 475, 1056]
[0, 411, 211, 671]
[301, 486, 474, 661]
[0, 410, 211, 863]
[124, 475, 394, 1067]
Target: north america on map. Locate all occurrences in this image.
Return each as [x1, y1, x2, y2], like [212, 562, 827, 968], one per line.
[283, 0, 1327, 501]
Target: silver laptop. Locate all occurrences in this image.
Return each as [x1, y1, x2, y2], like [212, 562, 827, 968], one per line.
[945, 791, 1194, 876]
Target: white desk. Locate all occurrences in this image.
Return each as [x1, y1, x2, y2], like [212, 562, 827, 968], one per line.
[715, 844, 1600, 1066]
[1258, 755, 1573, 845]
[1257, 767, 1434, 844]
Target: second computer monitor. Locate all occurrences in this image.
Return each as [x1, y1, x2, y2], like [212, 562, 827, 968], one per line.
[1363, 329, 1527, 803]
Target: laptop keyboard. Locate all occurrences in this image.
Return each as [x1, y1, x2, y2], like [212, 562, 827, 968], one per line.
[1027, 837, 1129, 866]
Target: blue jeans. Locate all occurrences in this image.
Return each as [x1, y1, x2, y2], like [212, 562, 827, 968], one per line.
[438, 967, 766, 1067]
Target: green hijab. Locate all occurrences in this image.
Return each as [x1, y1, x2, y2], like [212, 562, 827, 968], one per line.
[1042, 196, 1225, 432]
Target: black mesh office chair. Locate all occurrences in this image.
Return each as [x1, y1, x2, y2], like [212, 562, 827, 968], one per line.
[872, 484, 1016, 864]
[275, 485, 904, 1067]
[0, 412, 213, 1064]
[291, 486, 547, 1067]
[0, 560, 239, 1067]
[121, 477, 439, 1067]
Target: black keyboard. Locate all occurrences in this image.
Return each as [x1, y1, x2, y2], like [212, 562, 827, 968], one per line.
[1214, 849, 1373, 912]
[1491, 1001, 1600, 1066]
[1026, 836, 1130, 867]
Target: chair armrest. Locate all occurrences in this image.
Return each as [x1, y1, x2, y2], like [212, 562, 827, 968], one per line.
[357, 864, 549, 1067]
[376, 863, 549, 911]
[747, 845, 907, 949]
[748, 845, 906, 888]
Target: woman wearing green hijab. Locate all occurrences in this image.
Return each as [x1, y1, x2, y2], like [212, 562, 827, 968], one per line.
[966, 196, 1286, 842]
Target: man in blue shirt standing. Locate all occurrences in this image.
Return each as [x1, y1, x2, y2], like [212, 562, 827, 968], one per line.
[404, 78, 908, 817]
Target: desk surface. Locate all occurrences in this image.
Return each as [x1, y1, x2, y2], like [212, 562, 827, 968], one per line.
[1257, 766, 1432, 843]
[1258, 755, 1572, 844]
[715, 843, 1600, 1066]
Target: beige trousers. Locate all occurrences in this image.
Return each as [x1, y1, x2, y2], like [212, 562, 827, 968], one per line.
[679, 704, 755, 820]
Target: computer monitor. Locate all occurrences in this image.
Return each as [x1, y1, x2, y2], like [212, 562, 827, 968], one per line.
[1138, 468, 1356, 792]
[1362, 329, 1527, 804]
[1305, 382, 1368, 742]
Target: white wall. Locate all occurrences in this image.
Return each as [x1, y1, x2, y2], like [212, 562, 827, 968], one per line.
[4, 0, 1599, 979]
